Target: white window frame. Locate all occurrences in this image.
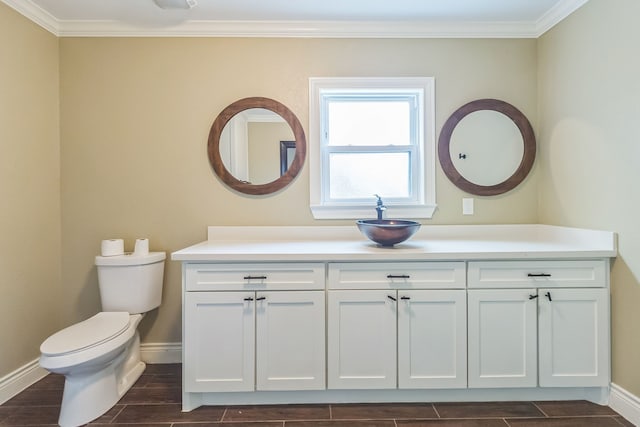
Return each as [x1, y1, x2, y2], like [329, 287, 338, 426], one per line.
[309, 77, 436, 220]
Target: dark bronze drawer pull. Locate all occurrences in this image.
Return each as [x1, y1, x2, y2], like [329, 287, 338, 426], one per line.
[527, 273, 551, 277]
[387, 274, 410, 279]
[387, 295, 397, 301]
[244, 275, 267, 280]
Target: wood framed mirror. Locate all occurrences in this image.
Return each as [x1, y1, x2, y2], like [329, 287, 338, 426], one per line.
[208, 97, 307, 196]
[438, 98, 536, 196]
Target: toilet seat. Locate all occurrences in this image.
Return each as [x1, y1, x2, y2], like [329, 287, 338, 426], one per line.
[40, 312, 130, 356]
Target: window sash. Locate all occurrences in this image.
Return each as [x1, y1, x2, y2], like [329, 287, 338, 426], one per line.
[320, 92, 421, 205]
[321, 93, 419, 148]
[321, 145, 419, 204]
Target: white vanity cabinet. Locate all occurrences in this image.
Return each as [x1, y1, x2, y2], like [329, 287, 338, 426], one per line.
[173, 225, 617, 410]
[467, 260, 610, 389]
[183, 263, 326, 393]
[327, 262, 467, 389]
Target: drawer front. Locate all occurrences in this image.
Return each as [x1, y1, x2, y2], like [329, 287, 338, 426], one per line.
[328, 262, 466, 290]
[185, 263, 325, 291]
[468, 260, 607, 289]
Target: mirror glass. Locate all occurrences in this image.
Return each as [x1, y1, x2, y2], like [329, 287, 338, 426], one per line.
[449, 110, 524, 186]
[219, 108, 294, 185]
[208, 97, 306, 196]
[438, 99, 536, 196]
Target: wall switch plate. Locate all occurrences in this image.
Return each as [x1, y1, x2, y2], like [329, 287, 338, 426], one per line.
[463, 198, 474, 215]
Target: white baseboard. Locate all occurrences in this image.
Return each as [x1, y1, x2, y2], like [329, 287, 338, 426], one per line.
[610, 383, 640, 426]
[0, 358, 48, 405]
[0, 343, 180, 405]
[140, 342, 182, 364]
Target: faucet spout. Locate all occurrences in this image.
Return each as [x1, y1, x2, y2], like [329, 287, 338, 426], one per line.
[374, 194, 387, 220]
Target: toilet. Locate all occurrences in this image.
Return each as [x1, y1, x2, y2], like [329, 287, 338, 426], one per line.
[39, 251, 166, 427]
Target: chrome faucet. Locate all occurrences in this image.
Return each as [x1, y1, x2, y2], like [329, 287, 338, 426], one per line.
[374, 194, 387, 220]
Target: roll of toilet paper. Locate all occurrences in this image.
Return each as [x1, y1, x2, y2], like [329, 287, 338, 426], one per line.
[101, 239, 124, 257]
[133, 238, 149, 256]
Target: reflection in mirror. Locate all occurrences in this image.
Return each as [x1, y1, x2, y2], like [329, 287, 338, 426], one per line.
[450, 110, 524, 186]
[438, 99, 536, 196]
[219, 108, 294, 185]
[280, 141, 295, 176]
[208, 97, 306, 196]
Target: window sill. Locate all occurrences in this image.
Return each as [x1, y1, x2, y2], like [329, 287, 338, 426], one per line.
[310, 204, 437, 220]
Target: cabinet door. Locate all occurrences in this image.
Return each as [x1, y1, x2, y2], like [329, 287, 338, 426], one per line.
[468, 289, 537, 388]
[256, 291, 325, 391]
[398, 290, 466, 389]
[538, 288, 610, 387]
[183, 292, 255, 392]
[327, 290, 397, 389]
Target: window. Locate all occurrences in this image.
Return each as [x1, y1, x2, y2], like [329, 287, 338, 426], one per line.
[309, 77, 436, 219]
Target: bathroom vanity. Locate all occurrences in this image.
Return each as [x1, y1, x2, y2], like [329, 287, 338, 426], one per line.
[172, 224, 616, 411]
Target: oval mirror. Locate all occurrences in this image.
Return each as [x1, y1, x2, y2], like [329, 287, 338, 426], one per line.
[208, 97, 306, 195]
[438, 99, 536, 196]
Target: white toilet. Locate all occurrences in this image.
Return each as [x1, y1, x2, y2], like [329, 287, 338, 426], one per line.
[39, 251, 166, 427]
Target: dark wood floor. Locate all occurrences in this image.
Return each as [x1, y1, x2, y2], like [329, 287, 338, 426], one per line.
[0, 364, 633, 426]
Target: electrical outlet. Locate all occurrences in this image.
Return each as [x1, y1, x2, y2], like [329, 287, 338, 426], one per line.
[463, 198, 474, 215]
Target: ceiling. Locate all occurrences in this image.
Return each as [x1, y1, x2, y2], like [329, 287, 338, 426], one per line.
[2, 0, 589, 38]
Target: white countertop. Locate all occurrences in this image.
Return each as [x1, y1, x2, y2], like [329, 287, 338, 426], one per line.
[171, 224, 617, 262]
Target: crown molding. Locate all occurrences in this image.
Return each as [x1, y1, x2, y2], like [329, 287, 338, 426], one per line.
[535, 0, 589, 36]
[56, 19, 540, 38]
[2, 0, 588, 38]
[1, 0, 58, 34]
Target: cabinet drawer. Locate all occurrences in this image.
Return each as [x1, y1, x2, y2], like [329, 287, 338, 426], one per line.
[328, 262, 465, 289]
[468, 260, 607, 289]
[185, 263, 325, 291]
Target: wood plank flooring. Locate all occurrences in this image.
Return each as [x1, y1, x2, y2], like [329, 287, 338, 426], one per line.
[0, 364, 633, 426]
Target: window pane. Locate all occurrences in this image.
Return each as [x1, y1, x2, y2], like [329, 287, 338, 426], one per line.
[329, 152, 410, 200]
[327, 101, 410, 146]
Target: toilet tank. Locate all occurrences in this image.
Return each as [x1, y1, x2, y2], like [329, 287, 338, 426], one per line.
[95, 252, 166, 314]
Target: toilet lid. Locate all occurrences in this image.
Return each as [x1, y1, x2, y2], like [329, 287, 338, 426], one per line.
[40, 312, 130, 356]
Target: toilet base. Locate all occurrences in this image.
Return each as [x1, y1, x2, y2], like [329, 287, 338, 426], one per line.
[58, 332, 145, 427]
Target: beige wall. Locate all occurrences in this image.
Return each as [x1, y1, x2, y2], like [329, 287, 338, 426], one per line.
[59, 37, 538, 345]
[538, 0, 640, 395]
[0, 3, 61, 376]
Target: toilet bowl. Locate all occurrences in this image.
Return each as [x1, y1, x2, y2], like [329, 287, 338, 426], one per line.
[40, 313, 144, 427]
[39, 251, 165, 427]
